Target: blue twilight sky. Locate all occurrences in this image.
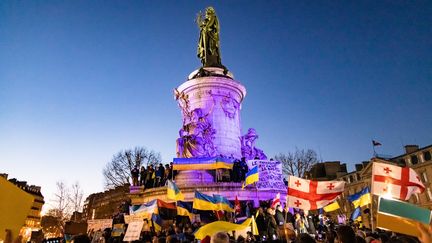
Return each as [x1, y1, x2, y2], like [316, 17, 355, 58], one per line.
[1, 1, 431, 210]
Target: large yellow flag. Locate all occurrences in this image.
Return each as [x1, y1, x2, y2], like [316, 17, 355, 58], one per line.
[194, 218, 253, 240]
[0, 177, 34, 241]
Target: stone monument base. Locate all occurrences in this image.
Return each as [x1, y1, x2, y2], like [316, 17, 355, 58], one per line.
[129, 182, 287, 208]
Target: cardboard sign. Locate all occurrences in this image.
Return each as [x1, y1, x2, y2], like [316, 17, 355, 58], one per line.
[123, 221, 144, 241]
[87, 219, 113, 232]
[246, 160, 285, 191]
[124, 215, 144, 224]
[0, 177, 34, 241]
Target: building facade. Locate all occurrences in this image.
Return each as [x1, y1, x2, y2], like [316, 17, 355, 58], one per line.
[0, 174, 45, 240]
[82, 184, 130, 220]
[306, 144, 432, 225]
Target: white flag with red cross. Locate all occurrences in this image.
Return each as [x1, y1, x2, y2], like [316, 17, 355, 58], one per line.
[287, 175, 345, 210]
[371, 161, 425, 200]
[270, 193, 281, 209]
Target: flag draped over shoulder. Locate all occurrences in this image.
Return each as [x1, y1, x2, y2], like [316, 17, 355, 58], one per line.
[167, 180, 184, 201]
[193, 191, 218, 211]
[323, 201, 340, 212]
[371, 161, 425, 200]
[287, 175, 345, 210]
[348, 187, 371, 208]
[242, 166, 259, 189]
[194, 218, 253, 240]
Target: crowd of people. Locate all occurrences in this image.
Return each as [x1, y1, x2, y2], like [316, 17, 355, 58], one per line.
[129, 157, 261, 188]
[67, 199, 432, 243]
[130, 163, 175, 188]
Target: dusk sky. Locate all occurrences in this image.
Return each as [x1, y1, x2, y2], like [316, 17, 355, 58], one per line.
[1, 1, 431, 211]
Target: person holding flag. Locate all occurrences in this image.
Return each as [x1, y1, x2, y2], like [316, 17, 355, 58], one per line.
[371, 159, 425, 200]
[242, 165, 259, 189]
[286, 175, 345, 210]
[167, 180, 184, 201]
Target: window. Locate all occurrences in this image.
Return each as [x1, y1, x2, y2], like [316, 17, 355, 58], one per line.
[424, 151, 432, 161]
[411, 155, 419, 165]
[422, 172, 428, 183]
[399, 159, 406, 166]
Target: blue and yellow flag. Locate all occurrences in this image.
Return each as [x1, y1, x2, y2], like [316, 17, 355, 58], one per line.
[213, 194, 234, 212]
[173, 157, 233, 170]
[348, 187, 371, 208]
[193, 191, 218, 211]
[351, 207, 361, 221]
[129, 200, 158, 219]
[194, 218, 253, 240]
[177, 201, 192, 217]
[151, 213, 162, 232]
[242, 166, 259, 189]
[167, 180, 184, 201]
[323, 201, 340, 212]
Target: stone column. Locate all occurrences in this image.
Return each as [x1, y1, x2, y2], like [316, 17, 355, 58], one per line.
[174, 67, 247, 184]
[176, 68, 247, 158]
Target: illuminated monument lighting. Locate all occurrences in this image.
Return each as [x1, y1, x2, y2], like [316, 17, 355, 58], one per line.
[130, 7, 286, 206]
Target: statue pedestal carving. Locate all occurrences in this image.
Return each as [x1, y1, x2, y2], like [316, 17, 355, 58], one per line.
[176, 68, 246, 160]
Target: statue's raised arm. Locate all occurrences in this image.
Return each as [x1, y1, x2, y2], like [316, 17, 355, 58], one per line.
[197, 7, 223, 68]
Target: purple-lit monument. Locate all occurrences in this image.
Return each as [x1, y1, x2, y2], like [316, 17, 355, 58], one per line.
[130, 7, 286, 207]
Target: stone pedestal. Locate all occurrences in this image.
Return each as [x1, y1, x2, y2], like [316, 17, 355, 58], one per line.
[176, 68, 247, 159]
[175, 170, 214, 184]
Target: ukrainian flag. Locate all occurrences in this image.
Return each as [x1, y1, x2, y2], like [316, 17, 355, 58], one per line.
[177, 201, 192, 217]
[351, 207, 361, 221]
[323, 201, 340, 212]
[167, 180, 184, 201]
[242, 166, 259, 189]
[213, 194, 234, 212]
[193, 191, 218, 211]
[173, 157, 233, 170]
[348, 187, 371, 208]
[151, 213, 163, 232]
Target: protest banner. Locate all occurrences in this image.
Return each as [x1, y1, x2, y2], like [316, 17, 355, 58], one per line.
[246, 160, 285, 191]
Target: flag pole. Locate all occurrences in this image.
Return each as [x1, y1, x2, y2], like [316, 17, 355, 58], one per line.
[370, 162, 375, 231]
[372, 139, 377, 157]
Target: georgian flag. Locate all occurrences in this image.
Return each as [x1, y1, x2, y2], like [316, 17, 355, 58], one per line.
[371, 161, 425, 200]
[287, 175, 345, 210]
[270, 193, 281, 209]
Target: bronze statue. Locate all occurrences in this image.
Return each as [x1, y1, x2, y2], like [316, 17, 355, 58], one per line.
[197, 7, 223, 68]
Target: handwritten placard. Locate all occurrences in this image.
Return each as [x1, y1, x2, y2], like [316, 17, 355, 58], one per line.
[123, 221, 144, 241]
[87, 219, 113, 232]
[246, 160, 285, 191]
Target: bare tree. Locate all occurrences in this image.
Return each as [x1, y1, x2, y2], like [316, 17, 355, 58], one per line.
[69, 181, 84, 213]
[103, 146, 162, 189]
[275, 148, 319, 178]
[49, 181, 71, 230]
